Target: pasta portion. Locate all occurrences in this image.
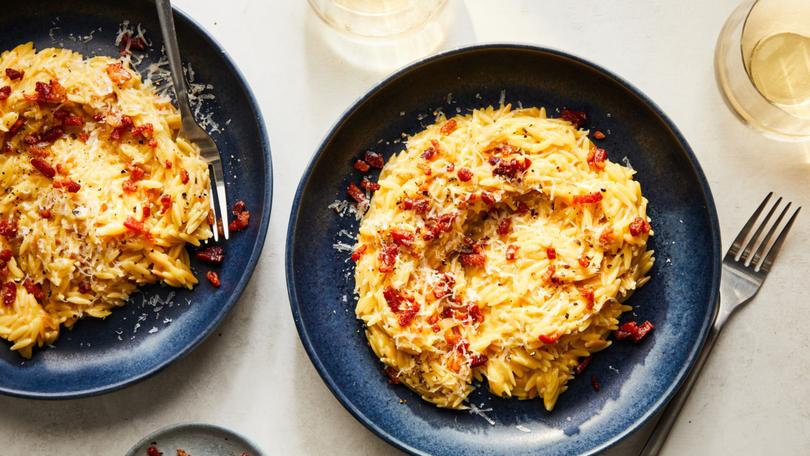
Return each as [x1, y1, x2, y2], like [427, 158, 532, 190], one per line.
[0, 43, 212, 357]
[353, 105, 653, 410]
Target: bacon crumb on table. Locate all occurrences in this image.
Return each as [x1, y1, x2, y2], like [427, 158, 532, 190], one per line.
[228, 200, 251, 232]
[196, 246, 224, 265]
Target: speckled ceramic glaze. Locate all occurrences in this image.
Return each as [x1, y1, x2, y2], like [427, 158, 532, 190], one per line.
[125, 423, 265, 456]
[287, 45, 720, 455]
[0, 1, 272, 398]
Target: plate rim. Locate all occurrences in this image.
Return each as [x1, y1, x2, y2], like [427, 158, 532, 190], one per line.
[0, 2, 274, 400]
[286, 43, 721, 455]
[123, 422, 266, 456]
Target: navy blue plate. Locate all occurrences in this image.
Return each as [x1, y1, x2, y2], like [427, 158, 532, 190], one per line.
[287, 45, 720, 455]
[0, 1, 272, 398]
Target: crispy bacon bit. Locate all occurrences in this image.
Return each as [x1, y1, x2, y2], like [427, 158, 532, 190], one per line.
[180, 169, 190, 184]
[593, 130, 606, 140]
[587, 147, 607, 171]
[469, 304, 484, 323]
[129, 162, 146, 181]
[378, 243, 398, 272]
[446, 162, 455, 172]
[33, 79, 67, 104]
[547, 247, 557, 260]
[398, 302, 419, 327]
[440, 119, 457, 135]
[401, 197, 430, 214]
[131, 123, 154, 140]
[39, 208, 51, 219]
[23, 134, 39, 145]
[353, 159, 370, 172]
[422, 213, 455, 241]
[146, 446, 162, 456]
[351, 244, 367, 262]
[159, 194, 172, 213]
[77, 280, 91, 293]
[22, 279, 44, 301]
[629, 217, 651, 236]
[573, 192, 603, 205]
[30, 158, 56, 178]
[5, 68, 24, 80]
[0, 86, 10, 100]
[615, 320, 654, 343]
[457, 167, 473, 182]
[346, 183, 366, 204]
[580, 287, 595, 310]
[460, 253, 486, 267]
[481, 192, 496, 205]
[123, 216, 147, 235]
[575, 356, 592, 376]
[383, 286, 405, 312]
[433, 273, 456, 299]
[141, 206, 151, 220]
[122, 180, 137, 193]
[578, 255, 590, 268]
[206, 270, 221, 288]
[2, 282, 16, 307]
[63, 114, 85, 128]
[164, 160, 172, 169]
[539, 333, 559, 344]
[41, 127, 64, 144]
[390, 229, 414, 247]
[92, 112, 105, 122]
[0, 219, 18, 239]
[599, 229, 614, 246]
[28, 147, 48, 158]
[384, 366, 401, 384]
[0, 249, 12, 270]
[421, 140, 440, 161]
[364, 150, 385, 168]
[228, 200, 250, 232]
[591, 375, 601, 392]
[470, 353, 488, 368]
[516, 201, 530, 215]
[560, 108, 587, 128]
[1, 143, 12, 154]
[8, 118, 24, 136]
[196, 246, 224, 265]
[492, 157, 532, 179]
[110, 115, 133, 140]
[447, 350, 464, 372]
[505, 244, 519, 261]
[55, 178, 81, 192]
[360, 177, 380, 192]
[497, 217, 512, 236]
[120, 33, 148, 52]
[105, 62, 132, 86]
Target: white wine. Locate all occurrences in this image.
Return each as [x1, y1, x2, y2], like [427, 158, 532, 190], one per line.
[748, 32, 810, 119]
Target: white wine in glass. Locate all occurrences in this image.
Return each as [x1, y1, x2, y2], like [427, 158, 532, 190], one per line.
[716, 0, 810, 140]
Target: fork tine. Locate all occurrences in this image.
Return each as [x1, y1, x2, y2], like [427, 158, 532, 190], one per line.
[750, 201, 791, 267]
[212, 160, 230, 240]
[729, 192, 772, 259]
[209, 180, 219, 243]
[740, 196, 782, 264]
[758, 206, 801, 273]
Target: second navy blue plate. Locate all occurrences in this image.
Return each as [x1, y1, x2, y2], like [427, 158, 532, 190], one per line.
[287, 44, 720, 455]
[0, 0, 272, 398]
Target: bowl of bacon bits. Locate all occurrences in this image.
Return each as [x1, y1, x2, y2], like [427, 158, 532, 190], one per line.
[0, 0, 271, 398]
[286, 44, 719, 455]
[126, 423, 264, 456]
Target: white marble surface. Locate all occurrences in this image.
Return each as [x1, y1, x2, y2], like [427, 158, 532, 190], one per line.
[2, 1, 809, 454]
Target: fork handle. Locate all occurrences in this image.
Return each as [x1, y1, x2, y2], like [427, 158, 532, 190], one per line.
[639, 315, 722, 455]
[155, 0, 196, 130]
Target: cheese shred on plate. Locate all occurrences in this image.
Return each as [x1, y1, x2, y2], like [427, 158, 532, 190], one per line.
[0, 43, 212, 358]
[353, 105, 654, 410]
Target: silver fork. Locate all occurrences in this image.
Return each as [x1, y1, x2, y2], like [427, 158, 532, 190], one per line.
[640, 193, 800, 455]
[156, 0, 229, 241]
